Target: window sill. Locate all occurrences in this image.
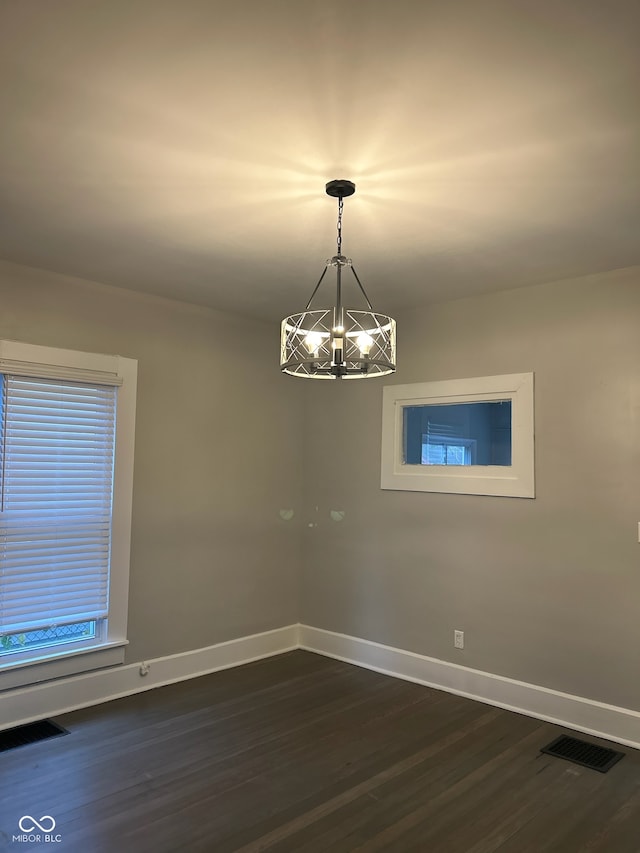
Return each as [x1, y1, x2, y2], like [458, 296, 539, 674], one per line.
[0, 641, 128, 691]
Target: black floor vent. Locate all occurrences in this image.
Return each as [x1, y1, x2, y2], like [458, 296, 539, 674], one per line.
[541, 734, 624, 773]
[0, 720, 69, 753]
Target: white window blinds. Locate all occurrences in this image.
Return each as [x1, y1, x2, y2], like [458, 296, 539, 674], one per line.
[0, 376, 117, 635]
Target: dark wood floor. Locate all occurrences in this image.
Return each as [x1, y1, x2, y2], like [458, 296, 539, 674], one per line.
[1, 651, 639, 853]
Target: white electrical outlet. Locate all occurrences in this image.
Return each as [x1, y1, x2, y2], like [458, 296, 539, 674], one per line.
[454, 630, 464, 650]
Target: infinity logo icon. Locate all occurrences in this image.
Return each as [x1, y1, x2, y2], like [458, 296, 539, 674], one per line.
[19, 815, 56, 833]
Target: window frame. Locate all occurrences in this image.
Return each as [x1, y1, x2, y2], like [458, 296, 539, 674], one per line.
[0, 340, 137, 689]
[381, 372, 535, 498]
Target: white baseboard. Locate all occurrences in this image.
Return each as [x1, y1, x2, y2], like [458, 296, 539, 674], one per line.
[0, 624, 299, 731]
[4, 622, 639, 751]
[299, 625, 640, 750]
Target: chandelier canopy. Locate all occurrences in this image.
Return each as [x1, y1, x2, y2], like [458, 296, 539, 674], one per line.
[280, 180, 396, 380]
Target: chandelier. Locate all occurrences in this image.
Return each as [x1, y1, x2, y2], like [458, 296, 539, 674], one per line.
[280, 180, 396, 379]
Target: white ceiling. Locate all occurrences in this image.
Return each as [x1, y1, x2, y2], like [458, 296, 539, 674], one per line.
[1, 0, 638, 321]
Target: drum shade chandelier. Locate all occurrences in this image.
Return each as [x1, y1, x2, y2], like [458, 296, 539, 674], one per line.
[280, 180, 396, 379]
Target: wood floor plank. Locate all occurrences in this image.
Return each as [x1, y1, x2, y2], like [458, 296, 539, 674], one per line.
[1, 650, 638, 853]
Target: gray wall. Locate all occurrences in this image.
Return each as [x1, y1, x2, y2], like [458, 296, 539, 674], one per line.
[0, 259, 303, 663]
[3, 257, 639, 714]
[301, 267, 640, 711]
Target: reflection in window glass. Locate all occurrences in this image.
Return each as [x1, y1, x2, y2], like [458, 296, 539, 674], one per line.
[403, 401, 512, 466]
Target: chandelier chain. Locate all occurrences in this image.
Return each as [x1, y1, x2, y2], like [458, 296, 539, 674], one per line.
[336, 196, 344, 256]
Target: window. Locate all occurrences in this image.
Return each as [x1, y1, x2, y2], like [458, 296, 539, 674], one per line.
[0, 341, 136, 688]
[421, 436, 474, 466]
[403, 401, 512, 467]
[381, 373, 534, 497]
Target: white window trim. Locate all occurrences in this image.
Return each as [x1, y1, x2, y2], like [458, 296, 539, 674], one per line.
[0, 340, 137, 689]
[381, 372, 535, 498]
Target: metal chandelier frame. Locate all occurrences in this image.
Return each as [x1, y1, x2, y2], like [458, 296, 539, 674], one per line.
[280, 180, 396, 379]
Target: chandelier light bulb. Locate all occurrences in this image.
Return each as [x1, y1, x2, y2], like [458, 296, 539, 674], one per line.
[356, 332, 374, 356]
[303, 331, 324, 355]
